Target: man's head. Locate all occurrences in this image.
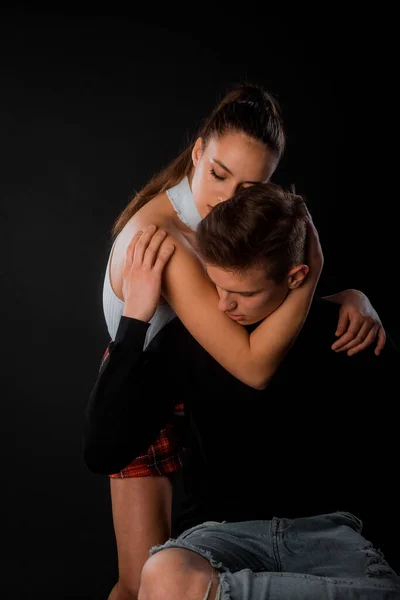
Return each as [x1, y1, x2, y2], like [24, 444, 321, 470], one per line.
[196, 182, 309, 325]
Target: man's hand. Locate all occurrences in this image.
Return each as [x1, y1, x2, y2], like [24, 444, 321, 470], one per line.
[122, 224, 175, 322]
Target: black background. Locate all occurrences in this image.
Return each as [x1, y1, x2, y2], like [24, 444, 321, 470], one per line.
[1, 6, 398, 598]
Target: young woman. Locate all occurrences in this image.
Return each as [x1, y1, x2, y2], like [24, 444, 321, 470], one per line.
[99, 83, 385, 600]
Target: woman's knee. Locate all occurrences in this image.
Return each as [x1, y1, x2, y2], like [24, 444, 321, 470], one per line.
[138, 547, 219, 600]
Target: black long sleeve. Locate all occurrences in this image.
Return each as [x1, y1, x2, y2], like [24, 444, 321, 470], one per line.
[84, 316, 183, 475]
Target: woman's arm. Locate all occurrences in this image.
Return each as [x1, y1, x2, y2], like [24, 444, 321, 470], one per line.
[159, 219, 323, 390]
[315, 267, 386, 356]
[324, 289, 386, 356]
[114, 211, 321, 389]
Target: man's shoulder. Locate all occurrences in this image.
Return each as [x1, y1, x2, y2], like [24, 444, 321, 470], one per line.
[298, 296, 340, 345]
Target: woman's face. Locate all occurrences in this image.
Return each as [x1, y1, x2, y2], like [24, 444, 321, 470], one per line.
[190, 131, 279, 218]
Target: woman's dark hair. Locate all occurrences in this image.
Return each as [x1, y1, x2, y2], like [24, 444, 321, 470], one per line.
[112, 84, 285, 238]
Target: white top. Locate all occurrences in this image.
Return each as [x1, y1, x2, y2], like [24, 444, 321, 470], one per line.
[102, 176, 202, 348]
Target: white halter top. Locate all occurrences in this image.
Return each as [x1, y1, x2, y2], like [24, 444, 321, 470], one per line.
[102, 176, 202, 348]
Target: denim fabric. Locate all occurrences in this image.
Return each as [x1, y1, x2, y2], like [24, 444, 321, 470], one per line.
[150, 511, 400, 599]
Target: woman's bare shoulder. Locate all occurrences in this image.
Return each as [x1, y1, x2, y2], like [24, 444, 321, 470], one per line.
[109, 192, 181, 299]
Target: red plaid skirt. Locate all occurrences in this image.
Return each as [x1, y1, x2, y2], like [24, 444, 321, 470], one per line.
[99, 344, 185, 479]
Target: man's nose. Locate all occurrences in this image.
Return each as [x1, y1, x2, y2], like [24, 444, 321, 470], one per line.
[218, 291, 237, 312]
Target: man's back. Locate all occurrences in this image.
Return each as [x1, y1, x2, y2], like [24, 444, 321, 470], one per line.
[85, 290, 398, 569]
[169, 297, 398, 566]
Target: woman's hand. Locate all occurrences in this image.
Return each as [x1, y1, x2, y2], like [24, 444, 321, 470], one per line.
[122, 224, 175, 322]
[328, 289, 386, 356]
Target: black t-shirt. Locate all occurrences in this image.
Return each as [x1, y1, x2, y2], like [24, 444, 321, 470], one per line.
[84, 297, 398, 564]
[167, 299, 396, 530]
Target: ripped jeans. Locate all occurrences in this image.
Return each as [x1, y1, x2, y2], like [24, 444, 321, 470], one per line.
[150, 511, 400, 599]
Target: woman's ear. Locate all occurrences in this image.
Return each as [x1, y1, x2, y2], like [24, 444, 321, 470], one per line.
[192, 137, 203, 167]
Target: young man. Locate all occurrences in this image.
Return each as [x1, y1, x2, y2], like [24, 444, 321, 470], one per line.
[85, 183, 399, 599]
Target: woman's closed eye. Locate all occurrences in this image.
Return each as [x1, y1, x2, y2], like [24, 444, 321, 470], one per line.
[210, 168, 225, 181]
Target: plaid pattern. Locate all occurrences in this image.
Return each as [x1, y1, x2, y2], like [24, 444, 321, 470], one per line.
[99, 343, 185, 479]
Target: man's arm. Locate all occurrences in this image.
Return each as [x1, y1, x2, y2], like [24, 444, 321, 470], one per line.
[84, 316, 184, 475]
[85, 225, 181, 474]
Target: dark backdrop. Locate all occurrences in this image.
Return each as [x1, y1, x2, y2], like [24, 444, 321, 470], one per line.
[1, 7, 398, 598]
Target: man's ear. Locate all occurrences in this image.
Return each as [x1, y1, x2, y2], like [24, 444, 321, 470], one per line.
[192, 137, 203, 167]
[287, 264, 309, 289]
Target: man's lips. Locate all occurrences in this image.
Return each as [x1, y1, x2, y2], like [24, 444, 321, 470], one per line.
[227, 313, 245, 320]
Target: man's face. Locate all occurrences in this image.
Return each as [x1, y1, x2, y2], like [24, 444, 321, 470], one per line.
[206, 263, 289, 325]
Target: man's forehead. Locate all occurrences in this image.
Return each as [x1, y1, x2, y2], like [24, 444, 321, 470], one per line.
[206, 264, 268, 291]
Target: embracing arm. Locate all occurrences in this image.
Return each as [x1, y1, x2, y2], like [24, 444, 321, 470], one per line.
[315, 266, 386, 356]
[161, 223, 322, 390]
[84, 317, 181, 475]
[323, 289, 386, 356]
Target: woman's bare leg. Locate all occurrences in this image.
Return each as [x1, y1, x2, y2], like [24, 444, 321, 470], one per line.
[107, 476, 172, 600]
